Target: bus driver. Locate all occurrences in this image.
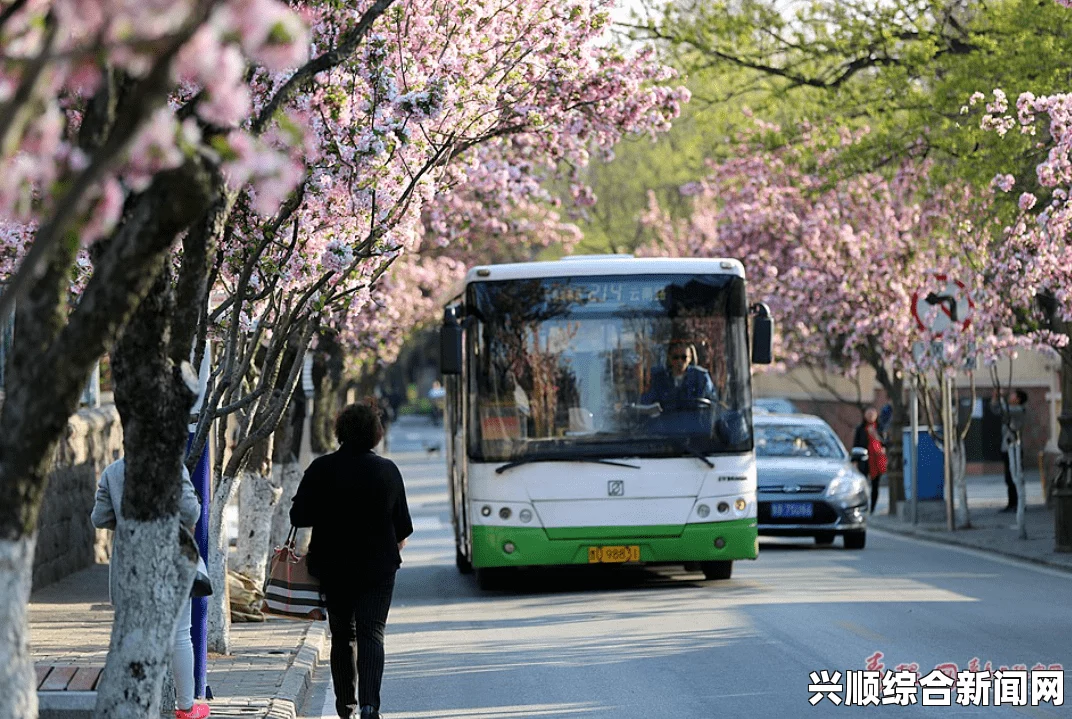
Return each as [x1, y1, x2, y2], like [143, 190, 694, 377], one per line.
[640, 342, 717, 413]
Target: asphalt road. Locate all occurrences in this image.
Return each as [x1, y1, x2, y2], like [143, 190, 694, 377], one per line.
[301, 417, 1071, 719]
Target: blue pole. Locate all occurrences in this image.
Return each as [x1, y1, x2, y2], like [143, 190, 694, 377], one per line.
[187, 433, 211, 700]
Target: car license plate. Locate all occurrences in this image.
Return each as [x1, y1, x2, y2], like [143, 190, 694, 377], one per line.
[771, 502, 813, 519]
[588, 545, 640, 563]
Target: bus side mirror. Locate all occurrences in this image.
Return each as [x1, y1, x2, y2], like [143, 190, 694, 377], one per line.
[440, 307, 463, 375]
[751, 303, 773, 365]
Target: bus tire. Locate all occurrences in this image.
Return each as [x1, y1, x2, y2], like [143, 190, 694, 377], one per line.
[843, 531, 866, 550]
[475, 567, 509, 591]
[456, 548, 473, 574]
[701, 560, 733, 580]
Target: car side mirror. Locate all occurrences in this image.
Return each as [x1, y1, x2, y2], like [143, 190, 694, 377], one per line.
[440, 307, 463, 375]
[751, 303, 773, 365]
[851, 447, 868, 463]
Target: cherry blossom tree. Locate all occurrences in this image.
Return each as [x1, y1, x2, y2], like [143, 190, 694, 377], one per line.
[0, 1, 311, 716]
[639, 127, 1021, 518]
[156, 0, 686, 653]
[967, 74, 1072, 524]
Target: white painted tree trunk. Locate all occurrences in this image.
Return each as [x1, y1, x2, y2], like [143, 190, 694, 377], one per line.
[94, 518, 196, 719]
[270, 459, 304, 552]
[207, 474, 239, 655]
[0, 536, 37, 719]
[233, 467, 282, 590]
[953, 439, 972, 529]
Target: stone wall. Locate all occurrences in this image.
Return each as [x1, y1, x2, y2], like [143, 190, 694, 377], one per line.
[33, 405, 123, 589]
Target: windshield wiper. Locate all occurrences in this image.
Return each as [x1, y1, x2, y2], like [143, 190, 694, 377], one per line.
[495, 456, 641, 474]
[670, 440, 715, 468]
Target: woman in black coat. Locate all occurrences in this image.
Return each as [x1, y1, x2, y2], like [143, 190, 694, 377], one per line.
[291, 402, 413, 719]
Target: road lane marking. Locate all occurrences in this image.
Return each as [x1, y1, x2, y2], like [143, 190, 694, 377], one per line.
[871, 527, 1072, 580]
[836, 620, 887, 642]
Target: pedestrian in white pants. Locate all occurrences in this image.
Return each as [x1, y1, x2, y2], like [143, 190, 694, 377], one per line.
[91, 458, 210, 719]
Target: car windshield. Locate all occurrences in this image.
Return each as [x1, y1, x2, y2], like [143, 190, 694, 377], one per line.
[466, 273, 754, 462]
[755, 424, 845, 459]
[754, 398, 797, 413]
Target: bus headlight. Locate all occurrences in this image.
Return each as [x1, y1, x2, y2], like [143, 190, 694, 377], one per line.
[481, 505, 492, 517]
[735, 498, 747, 511]
[499, 507, 512, 520]
[717, 501, 730, 514]
[519, 509, 533, 523]
[696, 504, 711, 518]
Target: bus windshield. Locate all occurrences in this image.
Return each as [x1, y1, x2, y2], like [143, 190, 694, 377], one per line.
[466, 273, 754, 462]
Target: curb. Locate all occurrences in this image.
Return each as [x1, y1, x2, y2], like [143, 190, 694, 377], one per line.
[869, 520, 1072, 574]
[38, 691, 95, 719]
[264, 621, 328, 719]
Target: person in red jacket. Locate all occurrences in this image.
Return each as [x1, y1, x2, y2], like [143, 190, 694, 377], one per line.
[853, 407, 887, 514]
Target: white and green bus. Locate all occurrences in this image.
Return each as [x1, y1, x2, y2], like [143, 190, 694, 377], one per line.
[440, 256, 773, 588]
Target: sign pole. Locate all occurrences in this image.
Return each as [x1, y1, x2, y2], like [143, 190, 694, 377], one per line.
[188, 343, 212, 700]
[910, 376, 919, 525]
[912, 273, 975, 533]
[942, 374, 955, 532]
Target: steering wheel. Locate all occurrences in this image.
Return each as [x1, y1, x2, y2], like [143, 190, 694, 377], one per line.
[666, 397, 713, 412]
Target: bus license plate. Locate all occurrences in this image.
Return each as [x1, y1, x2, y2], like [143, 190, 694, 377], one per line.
[588, 545, 640, 563]
[771, 502, 813, 519]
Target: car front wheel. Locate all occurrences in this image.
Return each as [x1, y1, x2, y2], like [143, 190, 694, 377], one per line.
[844, 531, 866, 550]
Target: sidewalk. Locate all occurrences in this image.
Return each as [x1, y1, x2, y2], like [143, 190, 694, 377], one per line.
[28, 563, 326, 719]
[868, 469, 1072, 572]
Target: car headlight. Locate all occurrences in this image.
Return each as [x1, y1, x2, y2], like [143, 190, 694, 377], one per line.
[826, 472, 867, 498]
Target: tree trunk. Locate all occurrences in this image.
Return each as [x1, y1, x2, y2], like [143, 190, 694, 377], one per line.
[310, 333, 343, 454]
[0, 161, 211, 719]
[233, 436, 278, 590]
[270, 397, 305, 552]
[952, 438, 971, 529]
[94, 521, 196, 719]
[0, 536, 37, 719]
[98, 265, 200, 718]
[206, 473, 239, 655]
[271, 461, 304, 550]
[873, 367, 906, 515]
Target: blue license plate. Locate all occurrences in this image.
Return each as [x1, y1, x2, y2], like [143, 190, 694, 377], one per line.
[771, 502, 813, 519]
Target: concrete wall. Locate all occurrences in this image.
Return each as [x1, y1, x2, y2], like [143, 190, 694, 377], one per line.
[33, 405, 123, 589]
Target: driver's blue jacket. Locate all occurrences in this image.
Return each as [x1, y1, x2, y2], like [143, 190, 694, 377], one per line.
[641, 366, 717, 410]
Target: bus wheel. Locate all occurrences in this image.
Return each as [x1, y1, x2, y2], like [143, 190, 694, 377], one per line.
[701, 560, 733, 580]
[475, 567, 509, 590]
[456, 548, 473, 574]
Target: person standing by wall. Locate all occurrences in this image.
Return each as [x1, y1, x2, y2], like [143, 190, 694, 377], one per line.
[290, 402, 414, 719]
[990, 388, 1028, 513]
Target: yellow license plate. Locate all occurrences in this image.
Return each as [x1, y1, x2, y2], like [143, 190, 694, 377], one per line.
[588, 545, 640, 563]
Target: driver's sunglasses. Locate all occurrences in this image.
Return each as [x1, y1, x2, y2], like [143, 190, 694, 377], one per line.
[670, 353, 688, 360]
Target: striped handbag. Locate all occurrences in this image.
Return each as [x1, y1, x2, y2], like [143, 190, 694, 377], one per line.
[262, 529, 326, 620]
